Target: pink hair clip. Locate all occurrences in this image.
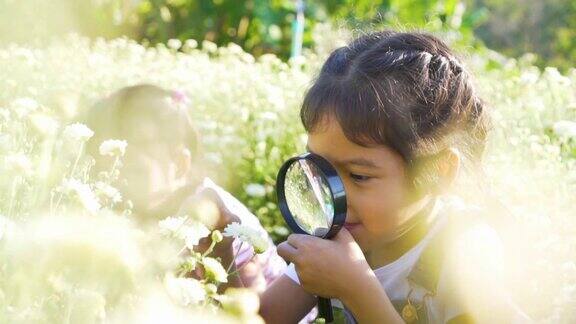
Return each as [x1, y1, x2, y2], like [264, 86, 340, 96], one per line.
[171, 89, 190, 105]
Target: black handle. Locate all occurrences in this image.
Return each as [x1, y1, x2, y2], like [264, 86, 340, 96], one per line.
[318, 297, 333, 322]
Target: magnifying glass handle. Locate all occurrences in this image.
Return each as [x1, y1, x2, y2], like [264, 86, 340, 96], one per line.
[318, 297, 333, 322]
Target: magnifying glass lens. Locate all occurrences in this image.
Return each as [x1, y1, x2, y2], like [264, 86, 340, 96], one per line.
[284, 159, 334, 237]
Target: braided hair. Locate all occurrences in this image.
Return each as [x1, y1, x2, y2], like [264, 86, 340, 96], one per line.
[300, 30, 489, 193]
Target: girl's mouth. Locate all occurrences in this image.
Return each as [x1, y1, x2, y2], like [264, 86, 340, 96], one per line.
[344, 222, 361, 231]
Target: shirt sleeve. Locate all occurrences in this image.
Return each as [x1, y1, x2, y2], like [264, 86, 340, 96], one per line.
[283, 262, 301, 285]
[193, 177, 288, 286]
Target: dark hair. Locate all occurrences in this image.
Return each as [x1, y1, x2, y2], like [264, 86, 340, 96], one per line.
[84, 84, 200, 159]
[301, 30, 489, 187]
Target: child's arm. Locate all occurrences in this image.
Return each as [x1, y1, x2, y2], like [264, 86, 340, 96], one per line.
[259, 274, 317, 324]
[276, 228, 405, 324]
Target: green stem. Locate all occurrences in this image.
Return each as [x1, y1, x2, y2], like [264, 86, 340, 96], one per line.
[7, 177, 20, 218]
[227, 252, 256, 278]
[226, 240, 244, 273]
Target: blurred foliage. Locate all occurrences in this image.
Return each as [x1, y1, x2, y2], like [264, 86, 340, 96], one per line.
[130, 0, 485, 58]
[473, 0, 576, 72]
[0, 0, 574, 69]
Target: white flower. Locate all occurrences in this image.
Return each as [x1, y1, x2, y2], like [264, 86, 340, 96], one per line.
[164, 273, 206, 306]
[5, 153, 33, 176]
[61, 179, 101, 214]
[182, 222, 211, 249]
[95, 181, 122, 203]
[245, 183, 266, 198]
[220, 288, 260, 316]
[202, 257, 228, 283]
[223, 222, 269, 254]
[63, 123, 94, 142]
[11, 97, 39, 118]
[183, 39, 198, 50]
[553, 120, 576, 138]
[544, 67, 571, 85]
[99, 139, 128, 157]
[158, 215, 188, 234]
[167, 39, 182, 50]
[201, 40, 217, 53]
[28, 113, 59, 136]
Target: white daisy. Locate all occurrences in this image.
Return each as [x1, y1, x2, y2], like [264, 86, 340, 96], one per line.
[99, 139, 128, 157]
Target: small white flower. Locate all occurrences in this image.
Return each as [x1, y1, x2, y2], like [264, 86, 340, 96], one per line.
[11, 97, 39, 118]
[182, 222, 211, 249]
[261, 111, 278, 121]
[95, 181, 122, 204]
[202, 40, 217, 53]
[61, 179, 101, 214]
[167, 39, 182, 50]
[99, 139, 128, 157]
[553, 120, 576, 138]
[164, 273, 206, 306]
[28, 113, 59, 136]
[202, 257, 228, 283]
[220, 288, 260, 316]
[223, 222, 268, 254]
[63, 123, 94, 142]
[184, 39, 198, 50]
[245, 183, 266, 198]
[158, 215, 188, 234]
[5, 153, 33, 177]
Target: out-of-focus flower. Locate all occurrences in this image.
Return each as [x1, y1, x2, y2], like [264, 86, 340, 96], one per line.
[183, 39, 198, 50]
[99, 139, 128, 157]
[28, 113, 59, 136]
[220, 288, 261, 319]
[164, 273, 206, 306]
[60, 179, 101, 214]
[202, 257, 228, 283]
[544, 67, 571, 85]
[63, 123, 94, 142]
[202, 40, 217, 53]
[182, 222, 211, 249]
[167, 39, 182, 50]
[158, 215, 210, 248]
[10, 97, 39, 118]
[5, 153, 33, 177]
[245, 183, 266, 198]
[553, 120, 576, 138]
[223, 222, 268, 254]
[158, 215, 187, 234]
[95, 181, 122, 204]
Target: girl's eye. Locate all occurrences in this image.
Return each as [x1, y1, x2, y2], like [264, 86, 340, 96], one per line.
[350, 173, 371, 182]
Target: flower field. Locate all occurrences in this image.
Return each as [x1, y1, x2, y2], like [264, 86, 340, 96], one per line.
[0, 27, 575, 323]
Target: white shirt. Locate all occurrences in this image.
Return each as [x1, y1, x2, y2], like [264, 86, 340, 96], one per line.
[283, 196, 532, 323]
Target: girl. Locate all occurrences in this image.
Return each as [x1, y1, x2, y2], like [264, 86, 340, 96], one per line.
[242, 30, 530, 323]
[84, 84, 288, 292]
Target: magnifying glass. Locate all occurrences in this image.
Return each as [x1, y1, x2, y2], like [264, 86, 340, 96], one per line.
[276, 152, 347, 322]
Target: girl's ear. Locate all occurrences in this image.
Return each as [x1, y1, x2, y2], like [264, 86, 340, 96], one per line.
[436, 147, 461, 192]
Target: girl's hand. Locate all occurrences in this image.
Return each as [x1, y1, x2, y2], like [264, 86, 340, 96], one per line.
[276, 228, 373, 300]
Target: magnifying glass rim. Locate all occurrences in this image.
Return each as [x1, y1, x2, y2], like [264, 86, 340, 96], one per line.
[276, 152, 347, 239]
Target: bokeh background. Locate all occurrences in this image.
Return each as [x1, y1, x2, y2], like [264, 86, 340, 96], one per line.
[0, 0, 575, 323]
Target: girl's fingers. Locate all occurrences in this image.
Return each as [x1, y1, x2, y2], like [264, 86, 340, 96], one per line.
[287, 233, 311, 249]
[277, 241, 299, 263]
[334, 227, 354, 243]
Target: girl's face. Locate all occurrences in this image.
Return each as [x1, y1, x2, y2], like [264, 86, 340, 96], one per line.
[306, 116, 417, 253]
